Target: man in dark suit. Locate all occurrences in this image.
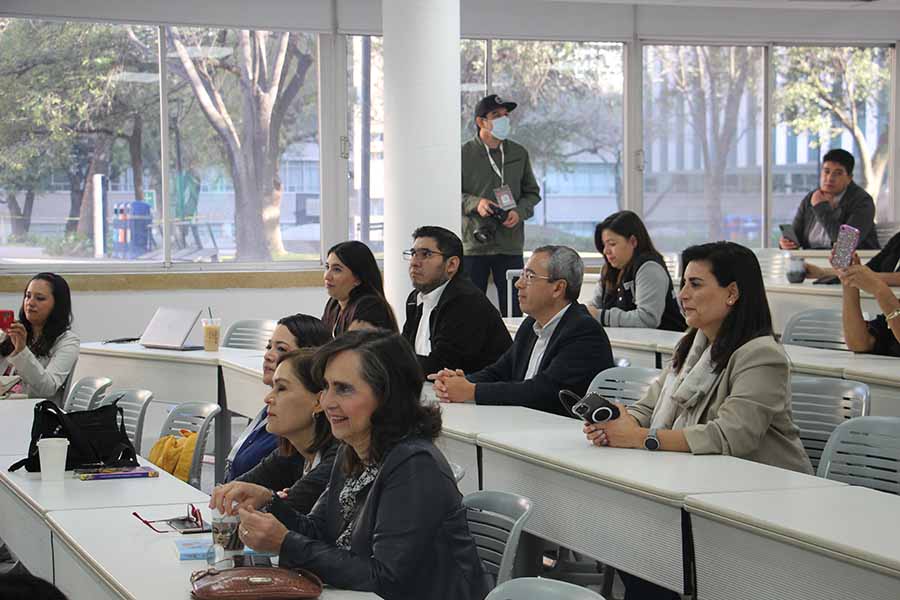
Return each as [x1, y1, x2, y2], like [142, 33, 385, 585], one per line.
[402, 226, 512, 377]
[431, 245, 614, 416]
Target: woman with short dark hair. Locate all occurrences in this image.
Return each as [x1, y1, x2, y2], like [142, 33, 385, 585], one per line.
[0, 273, 78, 406]
[236, 331, 489, 600]
[322, 241, 398, 335]
[589, 210, 685, 331]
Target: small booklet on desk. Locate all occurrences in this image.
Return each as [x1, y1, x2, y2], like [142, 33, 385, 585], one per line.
[75, 466, 159, 480]
[174, 538, 270, 562]
[0, 375, 22, 397]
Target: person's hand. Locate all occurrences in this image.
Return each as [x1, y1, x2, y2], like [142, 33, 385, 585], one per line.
[501, 210, 520, 228]
[238, 507, 288, 554]
[779, 237, 799, 250]
[6, 322, 27, 357]
[586, 305, 599, 318]
[209, 482, 273, 516]
[804, 262, 824, 279]
[276, 487, 290, 499]
[432, 372, 475, 403]
[585, 405, 642, 449]
[477, 198, 498, 218]
[811, 189, 834, 207]
[427, 368, 464, 382]
[839, 262, 887, 296]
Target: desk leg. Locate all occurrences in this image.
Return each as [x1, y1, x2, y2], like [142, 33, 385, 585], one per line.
[215, 367, 230, 485]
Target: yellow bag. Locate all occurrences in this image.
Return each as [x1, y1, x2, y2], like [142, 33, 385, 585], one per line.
[148, 429, 198, 483]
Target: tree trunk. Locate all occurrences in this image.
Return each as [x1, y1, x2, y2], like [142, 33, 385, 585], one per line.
[6, 192, 24, 239]
[66, 175, 84, 235]
[77, 136, 113, 240]
[129, 114, 144, 201]
[704, 171, 724, 241]
[22, 189, 35, 233]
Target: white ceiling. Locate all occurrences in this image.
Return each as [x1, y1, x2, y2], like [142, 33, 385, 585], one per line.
[563, 0, 900, 10]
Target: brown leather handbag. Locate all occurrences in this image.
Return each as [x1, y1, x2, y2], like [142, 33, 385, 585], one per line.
[190, 567, 323, 599]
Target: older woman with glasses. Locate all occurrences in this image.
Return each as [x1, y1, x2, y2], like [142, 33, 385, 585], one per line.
[234, 330, 490, 600]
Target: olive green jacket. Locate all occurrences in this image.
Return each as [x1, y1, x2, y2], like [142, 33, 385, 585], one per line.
[461, 137, 541, 255]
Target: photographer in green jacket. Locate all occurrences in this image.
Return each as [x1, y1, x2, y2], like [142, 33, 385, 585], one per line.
[462, 94, 542, 317]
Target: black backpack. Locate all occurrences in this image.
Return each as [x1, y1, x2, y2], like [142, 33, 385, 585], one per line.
[9, 400, 138, 472]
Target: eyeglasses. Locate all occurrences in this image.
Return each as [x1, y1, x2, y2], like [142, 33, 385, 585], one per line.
[132, 504, 204, 534]
[520, 270, 555, 286]
[402, 248, 446, 261]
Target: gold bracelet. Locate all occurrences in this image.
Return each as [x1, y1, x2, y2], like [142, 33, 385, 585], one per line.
[886, 307, 900, 322]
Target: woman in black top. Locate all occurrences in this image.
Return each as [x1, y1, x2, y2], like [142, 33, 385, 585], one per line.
[322, 241, 398, 335]
[588, 211, 686, 331]
[236, 331, 490, 600]
[210, 349, 337, 515]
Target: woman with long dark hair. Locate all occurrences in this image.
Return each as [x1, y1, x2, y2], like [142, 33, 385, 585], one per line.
[589, 211, 685, 331]
[235, 330, 490, 600]
[583, 242, 811, 600]
[322, 241, 398, 335]
[224, 313, 332, 481]
[211, 349, 338, 516]
[0, 273, 78, 406]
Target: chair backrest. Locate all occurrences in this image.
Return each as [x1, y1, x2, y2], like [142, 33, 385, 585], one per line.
[222, 319, 279, 351]
[876, 222, 897, 248]
[463, 490, 533, 588]
[782, 309, 849, 351]
[158, 402, 221, 489]
[486, 577, 606, 600]
[790, 375, 870, 471]
[662, 252, 681, 280]
[588, 366, 661, 407]
[99, 389, 154, 455]
[817, 416, 900, 494]
[63, 376, 113, 412]
[451, 462, 466, 484]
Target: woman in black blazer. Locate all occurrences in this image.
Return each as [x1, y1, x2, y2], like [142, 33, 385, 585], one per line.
[236, 331, 490, 600]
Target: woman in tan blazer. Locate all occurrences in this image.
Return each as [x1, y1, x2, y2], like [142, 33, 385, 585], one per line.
[584, 241, 812, 600]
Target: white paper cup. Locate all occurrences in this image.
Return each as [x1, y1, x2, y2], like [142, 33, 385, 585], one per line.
[37, 438, 69, 481]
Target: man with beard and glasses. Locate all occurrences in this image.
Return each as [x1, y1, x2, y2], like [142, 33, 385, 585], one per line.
[401, 226, 512, 377]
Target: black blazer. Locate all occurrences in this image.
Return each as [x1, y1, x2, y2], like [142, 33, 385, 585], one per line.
[402, 275, 512, 376]
[467, 302, 614, 416]
[274, 438, 490, 600]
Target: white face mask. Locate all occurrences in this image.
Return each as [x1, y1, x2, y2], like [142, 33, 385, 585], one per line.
[488, 115, 511, 140]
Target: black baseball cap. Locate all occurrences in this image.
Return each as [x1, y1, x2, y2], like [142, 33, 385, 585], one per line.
[474, 94, 517, 119]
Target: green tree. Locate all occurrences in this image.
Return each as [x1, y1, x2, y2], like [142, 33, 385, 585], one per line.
[775, 46, 890, 206]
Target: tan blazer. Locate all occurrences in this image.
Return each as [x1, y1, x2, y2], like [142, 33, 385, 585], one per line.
[629, 335, 813, 474]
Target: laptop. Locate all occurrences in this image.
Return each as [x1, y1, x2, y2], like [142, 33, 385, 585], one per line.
[139, 307, 204, 351]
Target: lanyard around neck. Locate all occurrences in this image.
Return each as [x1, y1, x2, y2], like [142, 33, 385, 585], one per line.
[483, 141, 504, 185]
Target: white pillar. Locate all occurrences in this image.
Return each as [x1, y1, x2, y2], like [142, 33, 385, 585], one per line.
[382, 0, 461, 317]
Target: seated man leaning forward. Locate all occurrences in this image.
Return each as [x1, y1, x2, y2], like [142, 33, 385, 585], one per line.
[431, 245, 614, 416]
[779, 148, 879, 251]
[402, 226, 512, 376]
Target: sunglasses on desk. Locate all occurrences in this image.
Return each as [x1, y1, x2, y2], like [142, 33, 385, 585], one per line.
[132, 504, 208, 533]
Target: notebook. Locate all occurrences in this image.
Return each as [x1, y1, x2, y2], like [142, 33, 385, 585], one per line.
[139, 307, 203, 351]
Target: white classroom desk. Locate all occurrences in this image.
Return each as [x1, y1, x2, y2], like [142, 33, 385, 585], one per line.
[477, 428, 844, 594]
[764, 279, 890, 334]
[48, 504, 381, 600]
[686, 486, 900, 600]
[437, 404, 577, 494]
[0, 456, 208, 581]
[0, 398, 42, 455]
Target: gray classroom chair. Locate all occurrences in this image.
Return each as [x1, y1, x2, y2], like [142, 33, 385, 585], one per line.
[790, 375, 870, 471]
[486, 577, 606, 600]
[817, 416, 900, 495]
[588, 366, 661, 406]
[99, 389, 154, 455]
[463, 490, 534, 588]
[781, 309, 849, 351]
[451, 462, 466, 484]
[158, 401, 221, 489]
[222, 319, 278, 351]
[63, 376, 113, 412]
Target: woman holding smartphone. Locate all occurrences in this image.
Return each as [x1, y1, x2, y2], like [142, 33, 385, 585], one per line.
[0, 273, 78, 406]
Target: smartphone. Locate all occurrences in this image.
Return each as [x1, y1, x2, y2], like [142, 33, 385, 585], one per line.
[0, 310, 14, 332]
[168, 517, 212, 534]
[779, 224, 800, 245]
[559, 390, 620, 424]
[831, 224, 861, 270]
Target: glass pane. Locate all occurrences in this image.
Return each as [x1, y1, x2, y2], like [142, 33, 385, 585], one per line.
[166, 28, 320, 263]
[0, 20, 161, 265]
[491, 41, 625, 254]
[643, 45, 764, 252]
[461, 39, 487, 138]
[772, 46, 892, 244]
[347, 35, 384, 253]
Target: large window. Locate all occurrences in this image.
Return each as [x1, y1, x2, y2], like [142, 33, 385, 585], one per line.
[643, 45, 764, 252]
[771, 45, 892, 244]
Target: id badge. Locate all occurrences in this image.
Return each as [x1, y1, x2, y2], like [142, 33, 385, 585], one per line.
[493, 184, 516, 211]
